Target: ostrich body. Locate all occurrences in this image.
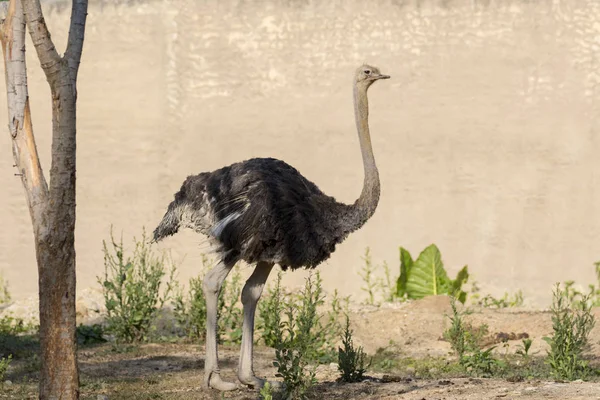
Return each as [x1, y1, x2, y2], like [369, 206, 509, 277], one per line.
[153, 65, 390, 391]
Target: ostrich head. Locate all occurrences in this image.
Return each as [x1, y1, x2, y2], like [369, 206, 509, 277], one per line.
[354, 64, 390, 89]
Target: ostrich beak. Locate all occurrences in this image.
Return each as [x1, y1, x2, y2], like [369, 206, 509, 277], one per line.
[376, 74, 391, 80]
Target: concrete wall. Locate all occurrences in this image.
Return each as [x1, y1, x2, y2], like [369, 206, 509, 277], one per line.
[1, 0, 600, 306]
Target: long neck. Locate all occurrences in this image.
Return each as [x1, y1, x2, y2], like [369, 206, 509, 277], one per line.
[344, 84, 381, 231]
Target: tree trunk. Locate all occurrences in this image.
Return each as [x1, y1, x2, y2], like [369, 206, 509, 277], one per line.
[1, 0, 88, 398]
[36, 57, 79, 400]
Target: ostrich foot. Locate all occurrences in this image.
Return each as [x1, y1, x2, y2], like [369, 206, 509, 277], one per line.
[238, 374, 265, 389]
[238, 374, 284, 390]
[205, 371, 238, 391]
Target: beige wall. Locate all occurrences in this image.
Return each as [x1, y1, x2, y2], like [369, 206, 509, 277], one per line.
[1, 0, 600, 307]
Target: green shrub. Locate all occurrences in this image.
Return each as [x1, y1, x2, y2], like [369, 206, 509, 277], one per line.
[369, 341, 401, 372]
[0, 354, 12, 384]
[76, 324, 107, 345]
[98, 228, 176, 343]
[592, 262, 600, 306]
[294, 273, 330, 362]
[271, 273, 341, 399]
[461, 346, 500, 377]
[338, 315, 369, 382]
[258, 271, 345, 363]
[515, 338, 534, 359]
[556, 262, 600, 308]
[358, 248, 395, 305]
[257, 272, 285, 348]
[360, 247, 379, 305]
[377, 261, 396, 303]
[273, 303, 316, 400]
[444, 297, 468, 359]
[217, 265, 243, 344]
[0, 314, 37, 336]
[543, 283, 596, 381]
[0, 271, 10, 305]
[173, 274, 207, 341]
[172, 258, 243, 344]
[259, 381, 274, 400]
[469, 281, 524, 308]
[444, 296, 501, 377]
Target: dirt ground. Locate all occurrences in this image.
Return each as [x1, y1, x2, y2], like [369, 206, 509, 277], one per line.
[3, 295, 600, 400]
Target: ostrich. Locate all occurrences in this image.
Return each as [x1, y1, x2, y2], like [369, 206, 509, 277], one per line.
[152, 64, 390, 391]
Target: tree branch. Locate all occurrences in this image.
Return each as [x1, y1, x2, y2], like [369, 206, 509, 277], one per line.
[1, 0, 49, 235]
[0, 1, 9, 42]
[22, 0, 62, 85]
[64, 0, 87, 88]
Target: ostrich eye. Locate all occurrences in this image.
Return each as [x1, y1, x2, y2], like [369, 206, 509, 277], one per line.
[364, 70, 371, 75]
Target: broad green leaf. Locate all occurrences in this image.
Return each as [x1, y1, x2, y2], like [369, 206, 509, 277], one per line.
[405, 244, 451, 299]
[452, 265, 469, 289]
[456, 290, 467, 304]
[450, 265, 470, 303]
[395, 247, 413, 298]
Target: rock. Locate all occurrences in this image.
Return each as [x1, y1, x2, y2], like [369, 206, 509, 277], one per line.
[97, 395, 109, 400]
[329, 362, 339, 371]
[4, 380, 12, 386]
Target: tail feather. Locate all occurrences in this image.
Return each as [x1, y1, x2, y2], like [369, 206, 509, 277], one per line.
[152, 204, 181, 243]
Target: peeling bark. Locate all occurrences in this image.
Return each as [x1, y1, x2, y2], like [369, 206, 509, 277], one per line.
[1, 0, 88, 399]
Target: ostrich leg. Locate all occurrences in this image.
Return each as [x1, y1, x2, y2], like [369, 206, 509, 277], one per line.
[202, 260, 238, 391]
[238, 261, 274, 388]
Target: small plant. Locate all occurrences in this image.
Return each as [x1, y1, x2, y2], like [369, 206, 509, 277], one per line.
[543, 283, 596, 381]
[76, 324, 107, 345]
[396, 245, 469, 303]
[274, 346, 316, 400]
[370, 341, 401, 372]
[592, 261, 600, 306]
[257, 271, 285, 348]
[272, 273, 331, 400]
[461, 346, 500, 377]
[338, 315, 369, 382]
[443, 297, 489, 359]
[99, 227, 176, 343]
[173, 257, 243, 344]
[273, 303, 316, 400]
[557, 262, 600, 308]
[259, 381, 274, 400]
[444, 296, 500, 377]
[258, 271, 345, 364]
[0, 271, 10, 305]
[294, 272, 337, 363]
[173, 274, 207, 340]
[217, 265, 243, 344]
[444, 297, 468, 359]
[377, 261, 396, 303]
[515, 338, 534, 358]
[24, 353, 40, 373]
[360, 247, 378, 305]
[258, 271, 351, 398]
[0, 314, 37, 336]
[0, 354, 12, 384]
[469, 281, 524, 308]
[358, 248, 396, 305]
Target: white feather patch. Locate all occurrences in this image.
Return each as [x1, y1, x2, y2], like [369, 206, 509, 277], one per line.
[211, 211, 243, 238]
